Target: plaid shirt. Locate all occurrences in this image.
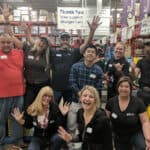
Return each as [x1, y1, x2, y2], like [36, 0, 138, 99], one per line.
[69, 61, 103, 102]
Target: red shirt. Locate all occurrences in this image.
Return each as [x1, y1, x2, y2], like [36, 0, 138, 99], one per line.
[0, 49, 25, 98]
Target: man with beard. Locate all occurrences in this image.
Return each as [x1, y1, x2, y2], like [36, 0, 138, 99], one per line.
[0, 33, 25, 149]
[50, 16, 100, 104]
[22, 16, 100, 105]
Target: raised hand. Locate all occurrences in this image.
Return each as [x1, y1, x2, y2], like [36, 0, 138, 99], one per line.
[58, 126, 72, 142]
[20, 22, 35, 46]
[114, 63, 124, 71]
[87, 16, 101, 32]
[33, 38, 41, 51]
[146, 139, 150, 150]
[4, 25, 14, 36]
[20, 22, 30, 33]
[59, 102, 70, 116]
[12, 107, 25, 125]
[0, 4, 10, 20]
[80, 16, 101, 53]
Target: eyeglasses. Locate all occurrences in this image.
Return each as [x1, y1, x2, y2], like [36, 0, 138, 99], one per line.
[115, 47, 124, 51]
[43, 94, 52, 98]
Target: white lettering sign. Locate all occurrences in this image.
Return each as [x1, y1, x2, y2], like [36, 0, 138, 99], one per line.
[57, 7, 86, 29]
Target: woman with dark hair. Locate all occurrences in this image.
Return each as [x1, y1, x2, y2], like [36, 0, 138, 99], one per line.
[105, 76, 150, 150]
[23, 36, 51, 110]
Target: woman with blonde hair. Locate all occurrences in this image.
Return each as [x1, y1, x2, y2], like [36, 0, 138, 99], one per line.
[58, 85, 113, 150]
[27, 86, 54, 116]
[12, 86, 70, 150]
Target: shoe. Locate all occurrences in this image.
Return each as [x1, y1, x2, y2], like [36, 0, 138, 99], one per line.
[19, 143, 28, 148]
[12, 145, 23, 150]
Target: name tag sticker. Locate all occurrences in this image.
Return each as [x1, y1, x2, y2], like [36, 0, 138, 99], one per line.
[33, 121, 37, 126]
[86, 127, 93, 133]
[56, 54, 62, 57]
[111, 112, 118, 119]
[89, 74, 96, 79]
[126, 113, 135, 116]
[75, 129, 79, 135]
[109, 64, 113, 67]
[0, 55, 8, 59]
[28, 55, 34, 59]
[49, 120, 55, 124]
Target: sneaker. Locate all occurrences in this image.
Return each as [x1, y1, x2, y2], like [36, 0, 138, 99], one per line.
[19, 143, 28, 149]
[12, 145, 23, 150]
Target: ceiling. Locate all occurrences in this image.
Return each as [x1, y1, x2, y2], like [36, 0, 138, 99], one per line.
[0, 0, 122, 12]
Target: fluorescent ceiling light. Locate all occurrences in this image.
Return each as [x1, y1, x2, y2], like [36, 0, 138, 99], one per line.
[111, 8, 123, 11]
[62, 0, 80, 2]
[5, 0, 24, 2]
[17, 7, 32, 10]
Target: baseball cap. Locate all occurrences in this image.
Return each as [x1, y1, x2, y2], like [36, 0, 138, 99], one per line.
[60, 32, 70, 38]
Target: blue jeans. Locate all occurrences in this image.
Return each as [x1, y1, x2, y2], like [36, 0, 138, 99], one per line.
[114, 130, 146, 150]
[0, 96, 23, 145]
[28, 133, 64, 150]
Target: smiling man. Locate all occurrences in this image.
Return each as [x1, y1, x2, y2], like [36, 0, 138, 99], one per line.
[0, 33, 25, 148]
[69, 44, 103, 102]
[50, 16, 100, 105]
[67, 44, 103, 147]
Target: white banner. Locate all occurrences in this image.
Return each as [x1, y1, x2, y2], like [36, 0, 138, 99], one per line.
[121, 27, 127, 41]
[140, 18, 150, 36]
[83, 7, 110, 36]
[97, 7, 110, 35]
[82, 7, 110, 36]
[57, 6, 110, 36]
[57, 7, 86, 30]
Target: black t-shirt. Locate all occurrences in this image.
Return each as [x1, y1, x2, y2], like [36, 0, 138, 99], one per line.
[136, 58, 150, 88]
[106, 96, 146, 136]
[50, 48, 82, 90]
[95, 60, 104, 71]
[105, 57, 130, 89]
[23, 43, 50, 84]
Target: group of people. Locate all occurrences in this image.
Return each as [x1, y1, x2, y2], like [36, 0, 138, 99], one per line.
[0, 3, 150, 150]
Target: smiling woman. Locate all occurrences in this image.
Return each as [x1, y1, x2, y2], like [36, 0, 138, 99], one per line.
[58, 85, 113, 150]
[105, 76, 150, 150]
[27, 86, 54, 116]
[79, 85, 100, 111]
[12, 86, 70, 150]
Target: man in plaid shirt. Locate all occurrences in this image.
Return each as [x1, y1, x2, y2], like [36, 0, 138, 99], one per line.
[69, 44, 103, 103]
[67, 44, 103, 149]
